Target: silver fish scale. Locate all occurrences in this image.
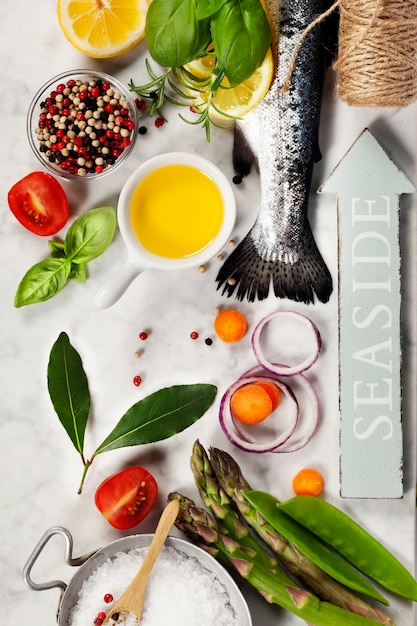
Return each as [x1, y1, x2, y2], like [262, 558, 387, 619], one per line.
[216, 0, 334, 303]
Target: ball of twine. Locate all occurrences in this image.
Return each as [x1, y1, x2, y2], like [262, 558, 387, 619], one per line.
[334, 0, 417, 106]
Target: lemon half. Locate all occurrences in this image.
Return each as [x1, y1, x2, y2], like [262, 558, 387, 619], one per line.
[57, 0, 150, 58]
[183, 47, 274, 120]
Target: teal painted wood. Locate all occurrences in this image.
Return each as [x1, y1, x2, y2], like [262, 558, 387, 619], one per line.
[320, 128, 416, 498]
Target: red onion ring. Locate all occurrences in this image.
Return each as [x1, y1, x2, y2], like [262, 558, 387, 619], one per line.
[242, 365, 320, 452]
[251, 310, 322, 377]
[219, 376, 299, 453]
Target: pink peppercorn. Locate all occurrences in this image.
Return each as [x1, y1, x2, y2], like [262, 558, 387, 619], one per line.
[104, 593, 113, 603]
[139, 332, 148, 340]
[154, 117, 164, 128]
[190, 331, 199, 340]
[133, 375, 142, 387]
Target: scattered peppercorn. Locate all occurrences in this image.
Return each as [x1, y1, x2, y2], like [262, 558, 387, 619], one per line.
[205, 337, 213, 345]
[154, 117, 165, 128]
[103, 594, 113, 603]
[139, 331, 148, 340]
[232, 174, 243, 185]
[138, 126, 148, 135]
[227, 277, 237, 286]
[133, 350, 141, 358]
[228, 239, 236, 247]
[133, 375, 142, 387]
[34, 77, 135, 177]
[135, 97, 147, 111]
[199, 265, 207, 273]
[190, 331, 199, 340]
[217, 254, 224, 261]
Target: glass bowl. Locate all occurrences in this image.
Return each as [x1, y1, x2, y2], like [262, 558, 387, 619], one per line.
[27, 69, 139, 180]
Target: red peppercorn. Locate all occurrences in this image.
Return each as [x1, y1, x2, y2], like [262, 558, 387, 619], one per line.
[97, 613, 106, 621]
[154, 117, 165, 128]
[139, 332, 148, 340]
[190, 331, 199, 340]
[90, 86, 101, 98]
[56, 83, 66, 92]
[95, 164, 104, 174]
[133, 375, 142, 387]
[67, 79, 76, 87]
[104, 103, 114, 113]
[104, 594, 113, 604]
[102, 81, 111, 91]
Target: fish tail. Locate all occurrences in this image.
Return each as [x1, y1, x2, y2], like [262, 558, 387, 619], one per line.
[216, 223, 333, 304]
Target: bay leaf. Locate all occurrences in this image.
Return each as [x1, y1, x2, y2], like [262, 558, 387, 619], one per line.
[47, 332, 90, 454]
[94, 384, 217, 455]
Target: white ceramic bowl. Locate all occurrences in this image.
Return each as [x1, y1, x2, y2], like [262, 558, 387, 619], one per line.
[95, 152, 237, 308]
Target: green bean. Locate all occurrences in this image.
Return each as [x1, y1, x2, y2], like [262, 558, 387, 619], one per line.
[243, 490, 388, 605]
[279, 495, 417, 602]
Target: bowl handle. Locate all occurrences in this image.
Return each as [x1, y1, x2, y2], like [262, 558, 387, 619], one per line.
[23, 526, 96, 593]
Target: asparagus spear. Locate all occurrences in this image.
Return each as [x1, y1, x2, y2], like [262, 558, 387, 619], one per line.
[191, 439, 278, 570]
[208, 444, 395, 624]
[168, 491, 395, 626]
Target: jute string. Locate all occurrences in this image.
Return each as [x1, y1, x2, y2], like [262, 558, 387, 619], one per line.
[282, 0, 417, 107]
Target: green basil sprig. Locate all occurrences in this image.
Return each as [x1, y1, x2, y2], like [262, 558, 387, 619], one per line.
[144, 0, 270, 85]
[14, 206, 116, 307]
[47, 332, 217, 493]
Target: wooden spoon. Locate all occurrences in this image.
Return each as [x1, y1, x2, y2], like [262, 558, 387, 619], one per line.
[103, 499, 180, 625]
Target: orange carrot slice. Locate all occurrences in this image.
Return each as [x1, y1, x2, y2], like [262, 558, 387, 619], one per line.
[292, 468, 324, 497]
[254, 380, 281, 411]
[230, 383, 273, 424]
[214, 309, 247, 342]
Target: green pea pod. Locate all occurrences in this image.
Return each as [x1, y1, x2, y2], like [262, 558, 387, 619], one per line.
[243, 491, 388, 605]
[145, 0, 211, 68]
[279, 495, 417, 602]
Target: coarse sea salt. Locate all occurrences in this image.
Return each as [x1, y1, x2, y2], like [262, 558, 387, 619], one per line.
[69, 545, 239, 626]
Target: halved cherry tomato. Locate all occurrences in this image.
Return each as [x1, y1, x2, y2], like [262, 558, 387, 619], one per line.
[8, 171, 69, 236]
[95, 466, 158, 530]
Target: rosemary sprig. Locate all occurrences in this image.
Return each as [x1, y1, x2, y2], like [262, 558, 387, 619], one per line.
[129, 56, 237, 141]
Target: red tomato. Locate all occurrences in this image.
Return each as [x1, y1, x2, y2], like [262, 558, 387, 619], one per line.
[95, 466, 158, 530]
[8, 171, 69, 236]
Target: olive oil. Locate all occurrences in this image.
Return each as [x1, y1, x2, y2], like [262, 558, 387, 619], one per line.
[130, 164, 224, 258]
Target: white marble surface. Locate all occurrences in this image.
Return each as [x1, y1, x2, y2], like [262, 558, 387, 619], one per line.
[1, 2, 416, 625]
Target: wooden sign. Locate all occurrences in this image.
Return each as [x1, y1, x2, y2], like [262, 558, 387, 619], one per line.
[320, 128, 416, 498]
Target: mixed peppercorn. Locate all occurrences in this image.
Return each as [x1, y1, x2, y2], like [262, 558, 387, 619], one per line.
[34, 77, 135, 176]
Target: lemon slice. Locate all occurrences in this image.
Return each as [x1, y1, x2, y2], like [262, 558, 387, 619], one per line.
[57, 0, 150, 58]
[183, 47, 274, 120]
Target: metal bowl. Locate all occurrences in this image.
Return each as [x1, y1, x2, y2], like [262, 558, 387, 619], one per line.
[23, 527, 252, 626]
[27, 70, 138, 180]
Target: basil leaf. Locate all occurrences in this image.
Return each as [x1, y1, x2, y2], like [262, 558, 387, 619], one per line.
[65, 206, 116, 264]
[69, 262, 87, 283]
[48, 240, 65, 258]
[94, 384, 217, 455]
[196, 0, 228, 19]
[47, 332, 90, 454]
[211, 0, 271, 86]
[14, 258, 71, 308]
[145, 0, 211, 67]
